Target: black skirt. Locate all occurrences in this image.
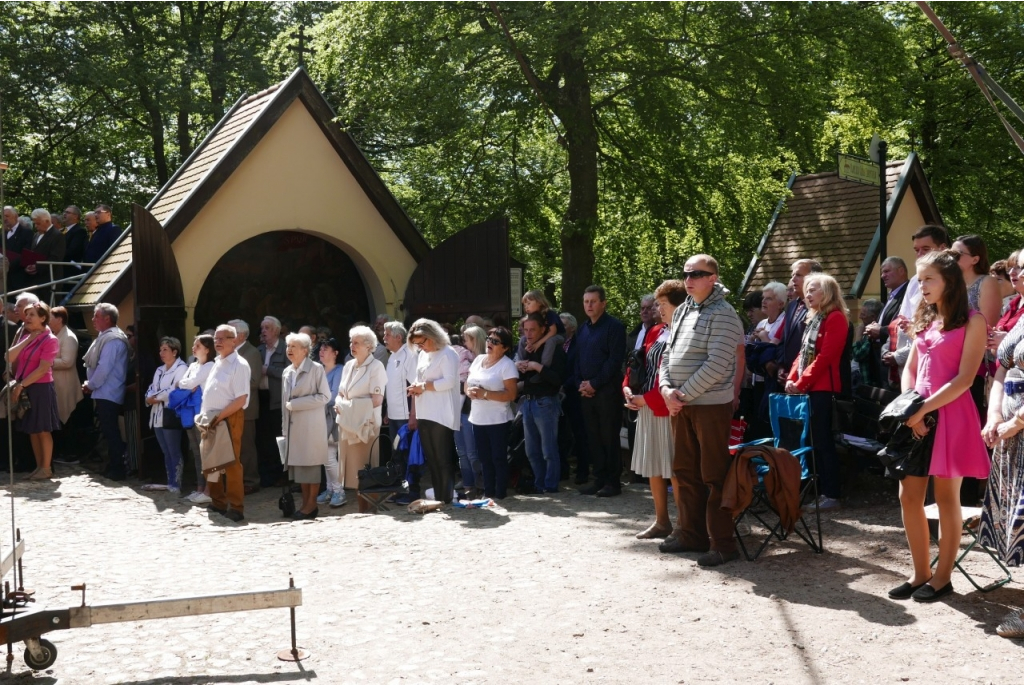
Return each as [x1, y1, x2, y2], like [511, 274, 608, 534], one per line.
[14, 382, 62, 434]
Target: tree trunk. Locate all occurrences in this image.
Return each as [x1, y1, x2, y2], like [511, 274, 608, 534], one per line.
[139, 87, 169, 186]
[553, 36, 599, 322]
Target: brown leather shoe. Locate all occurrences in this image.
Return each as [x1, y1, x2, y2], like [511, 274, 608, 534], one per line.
[658, 537, 709, 554]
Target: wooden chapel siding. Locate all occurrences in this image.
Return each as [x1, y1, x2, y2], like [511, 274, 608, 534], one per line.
[403, 219, 511, 324]
[131, 203, 188, 481]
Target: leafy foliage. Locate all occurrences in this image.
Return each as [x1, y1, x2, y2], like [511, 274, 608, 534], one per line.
[1, 2, 1023, 325]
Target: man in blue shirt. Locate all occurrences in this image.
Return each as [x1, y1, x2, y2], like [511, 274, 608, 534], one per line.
[82, 303, 130, 480]
[82, 204, 121, 265]
[573, 285, 626, 497]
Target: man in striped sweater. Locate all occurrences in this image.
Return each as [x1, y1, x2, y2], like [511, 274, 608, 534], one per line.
[659, 254, 744, 567]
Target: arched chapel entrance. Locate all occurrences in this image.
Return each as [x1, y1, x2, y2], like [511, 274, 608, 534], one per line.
[194, 230, 371, 339]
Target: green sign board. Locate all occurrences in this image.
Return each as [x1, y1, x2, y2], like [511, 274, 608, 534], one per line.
[838, 153, 880, 186]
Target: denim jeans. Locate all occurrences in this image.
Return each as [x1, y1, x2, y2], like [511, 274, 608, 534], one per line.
[522, 395, 561, 491]
[454, 412, 481, 487]
[155, 427, 184, 490]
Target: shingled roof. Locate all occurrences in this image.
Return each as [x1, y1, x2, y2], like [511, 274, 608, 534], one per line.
[741, 153, 941, 298]
[66, 68, 429, 308]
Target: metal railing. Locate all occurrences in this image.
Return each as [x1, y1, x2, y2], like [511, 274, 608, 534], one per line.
[4, 260, 96, 307]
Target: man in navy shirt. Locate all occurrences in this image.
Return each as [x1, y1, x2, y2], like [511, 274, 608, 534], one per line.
[82, 204, 121, 265]
[573, 285, 626, 497]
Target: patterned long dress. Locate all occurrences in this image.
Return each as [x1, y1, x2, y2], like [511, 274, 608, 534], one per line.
[979, 315, 1024, 566]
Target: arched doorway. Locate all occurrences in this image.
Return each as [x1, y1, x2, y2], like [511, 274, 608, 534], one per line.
[194, 230, 371, 340]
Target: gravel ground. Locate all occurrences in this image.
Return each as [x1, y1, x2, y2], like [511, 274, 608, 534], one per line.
[0, 467, 1020, 684]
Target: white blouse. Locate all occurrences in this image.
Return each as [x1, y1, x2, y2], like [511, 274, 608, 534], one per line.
[146, 358, 188, 428]
[414, 346, 462, 430]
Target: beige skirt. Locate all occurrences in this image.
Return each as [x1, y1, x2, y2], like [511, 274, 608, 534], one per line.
[338, 434, 380, 489]
[630, 406, 674, 478]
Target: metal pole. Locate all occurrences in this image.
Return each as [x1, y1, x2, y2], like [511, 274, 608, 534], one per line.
[0, 85, 16, 608]
[878, 140, 888, 299]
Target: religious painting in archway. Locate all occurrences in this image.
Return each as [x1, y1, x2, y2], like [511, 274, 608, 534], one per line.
[194, 230, 371, 342]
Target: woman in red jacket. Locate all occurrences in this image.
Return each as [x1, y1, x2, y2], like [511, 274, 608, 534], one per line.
[625, 279, 687, 540]
[786, 273, 850, 511]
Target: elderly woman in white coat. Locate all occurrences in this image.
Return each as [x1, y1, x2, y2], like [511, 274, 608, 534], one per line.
[407, 318, 462, 504]
[334, 325, 388, 494]
[48, 307, 83, 462]
[49, 307, 82, 425]
[282, 332, 331, 520]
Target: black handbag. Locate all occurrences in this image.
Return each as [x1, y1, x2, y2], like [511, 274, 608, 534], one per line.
[357, 434, 403, 491]
[278, 487, 295, 517]
[625, 348, 645, 395]
[162, 407, 182, 430]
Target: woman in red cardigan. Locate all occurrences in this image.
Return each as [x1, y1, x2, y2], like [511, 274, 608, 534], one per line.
[786, 273, 850, 511]
[625, 279, 687, 540]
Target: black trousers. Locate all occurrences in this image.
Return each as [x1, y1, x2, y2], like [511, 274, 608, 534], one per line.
[808, 391, 841, 499]
[418, 419, 454, 503]
[255, 389, 283, 487]
[95, 399, 125, 477]
[581, 388, 622, 490]
[562, 389, 589, 477]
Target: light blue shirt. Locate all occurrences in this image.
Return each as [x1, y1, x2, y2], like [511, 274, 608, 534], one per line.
[86, 332, 129, 404]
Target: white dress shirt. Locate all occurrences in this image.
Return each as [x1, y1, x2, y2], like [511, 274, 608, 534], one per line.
[200, 352, 251, 415]
[385, 345, 418, 421]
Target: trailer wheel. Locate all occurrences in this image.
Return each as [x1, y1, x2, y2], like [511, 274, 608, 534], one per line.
[24, 638, 57, 670]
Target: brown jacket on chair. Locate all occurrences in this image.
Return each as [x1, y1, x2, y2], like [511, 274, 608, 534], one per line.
[722, 445, 803, 533]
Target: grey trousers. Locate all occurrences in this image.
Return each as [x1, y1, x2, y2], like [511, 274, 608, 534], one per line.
[240, 419, 260, 488]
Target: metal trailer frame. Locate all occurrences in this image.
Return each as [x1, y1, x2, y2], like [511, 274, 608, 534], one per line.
[0, 532, 307, 671]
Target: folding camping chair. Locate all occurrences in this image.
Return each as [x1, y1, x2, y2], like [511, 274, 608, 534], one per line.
[731, 393, 824, 560]
[924, 504, 1012, 592]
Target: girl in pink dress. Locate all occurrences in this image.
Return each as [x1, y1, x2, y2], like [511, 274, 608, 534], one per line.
[891, 250, 990, 603]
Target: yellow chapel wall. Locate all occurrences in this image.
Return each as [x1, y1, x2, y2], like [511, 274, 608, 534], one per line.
[170, 99, 419, 341]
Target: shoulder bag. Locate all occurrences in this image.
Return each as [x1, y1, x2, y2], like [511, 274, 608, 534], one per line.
[358, 433, 404, 491]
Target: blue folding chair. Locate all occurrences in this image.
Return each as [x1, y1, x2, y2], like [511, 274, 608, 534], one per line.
[732, 393, 824, 560]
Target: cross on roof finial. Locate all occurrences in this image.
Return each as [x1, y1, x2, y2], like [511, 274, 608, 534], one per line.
[289, 25, 314, 69]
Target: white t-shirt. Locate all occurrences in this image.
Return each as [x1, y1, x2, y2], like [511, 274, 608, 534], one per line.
[467, 355, 519, 426]
[753, 313, 785, 344]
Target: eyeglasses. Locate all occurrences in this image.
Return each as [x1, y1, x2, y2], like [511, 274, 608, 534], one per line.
[683, 270, 714, 280]
[486, 336, 502, 345]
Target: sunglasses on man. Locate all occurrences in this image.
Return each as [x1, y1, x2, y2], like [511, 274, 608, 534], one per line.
[683, 269, 715, 280]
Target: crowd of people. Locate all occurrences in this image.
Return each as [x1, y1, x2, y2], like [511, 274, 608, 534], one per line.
[1, 203, 1023, 627]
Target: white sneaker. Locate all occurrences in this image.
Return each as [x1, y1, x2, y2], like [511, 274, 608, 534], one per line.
[191, 492, 212, 505]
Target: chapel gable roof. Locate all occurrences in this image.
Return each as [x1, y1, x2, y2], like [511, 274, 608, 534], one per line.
[741, 153, 941, 298]
[67, 68, 429, 308]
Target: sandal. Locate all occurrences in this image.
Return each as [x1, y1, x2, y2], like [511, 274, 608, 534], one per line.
[636, 523, 673, 539]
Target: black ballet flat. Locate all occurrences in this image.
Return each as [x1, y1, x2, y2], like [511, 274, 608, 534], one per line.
[292, 508, 318, 521]
[912, 581, 954, 603]
[888, 579, 930, 600]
